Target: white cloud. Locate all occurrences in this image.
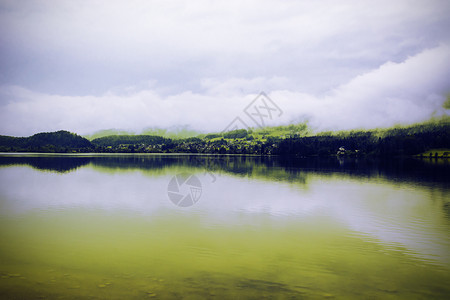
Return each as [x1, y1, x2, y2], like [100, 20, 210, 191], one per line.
[1, 0, 449, 95]
[0, 44, 449, 136]
[0, 1, 450, 135]
[275, 45, 450, 130]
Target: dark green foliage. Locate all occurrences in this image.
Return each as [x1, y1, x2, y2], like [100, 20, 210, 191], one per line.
[0, 135, 25, 150]
[275, 121, 450, 157]
[91, 135, 170, 147]
[180, 137, 202, 143]
[0, 130, 92, 152]
[205, 133, 222, 139]
[0, 119, 449, 156]
[27, 131, 92, 148]
[223, 129, 248, 139]
[275, 133, 375, 156]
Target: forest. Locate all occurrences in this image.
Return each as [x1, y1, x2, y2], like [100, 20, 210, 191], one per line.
[0, 130, 92, 153]
[0, 119, 449, 157]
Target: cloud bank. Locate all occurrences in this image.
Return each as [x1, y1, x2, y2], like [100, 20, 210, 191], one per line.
[1, 44, 449, 136]
[0, 0, 449, 136]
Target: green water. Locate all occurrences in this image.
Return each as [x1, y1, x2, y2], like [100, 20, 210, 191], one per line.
[0, 154, 449, 299]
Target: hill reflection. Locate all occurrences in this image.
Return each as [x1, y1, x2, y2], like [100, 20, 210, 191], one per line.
[0, 154, 448, 189]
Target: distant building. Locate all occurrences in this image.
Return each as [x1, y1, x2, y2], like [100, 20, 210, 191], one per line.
[337, 146, 346, 155]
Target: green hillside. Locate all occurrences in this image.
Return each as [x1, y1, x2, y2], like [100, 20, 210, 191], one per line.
[91, 135, 170, 147]
[0, 130, 92, 152]
[85, 126, 201, 140]
[0, 117, 449, 156]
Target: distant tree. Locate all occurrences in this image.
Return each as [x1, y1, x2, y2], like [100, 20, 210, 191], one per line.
[223, 129, 248, 139]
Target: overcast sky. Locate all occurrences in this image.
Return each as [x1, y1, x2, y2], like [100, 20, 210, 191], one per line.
[1, 0, 450, 136]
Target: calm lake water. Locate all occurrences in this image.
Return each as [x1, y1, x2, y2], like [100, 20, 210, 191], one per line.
[0, 154, 449, 299]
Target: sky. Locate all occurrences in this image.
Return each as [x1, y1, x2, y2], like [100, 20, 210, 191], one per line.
[0, 0, 450, 136]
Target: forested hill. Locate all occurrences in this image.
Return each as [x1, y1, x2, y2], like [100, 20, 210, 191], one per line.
[91, 135, 170, 147]
[0, 119, 449, 156]
[0, 130, 92, 152]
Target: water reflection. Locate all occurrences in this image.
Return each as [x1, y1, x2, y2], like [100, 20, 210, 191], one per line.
[0, 154, 91, 172]
[1, 154, 449, 188]
[0, 154, 449, 298]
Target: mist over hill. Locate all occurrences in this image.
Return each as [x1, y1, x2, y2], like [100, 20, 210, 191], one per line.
[1, 118, 449, 157]
[84, 126, 202, 141]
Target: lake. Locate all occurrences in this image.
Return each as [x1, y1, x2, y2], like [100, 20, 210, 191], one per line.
[0, 154, 449, 299]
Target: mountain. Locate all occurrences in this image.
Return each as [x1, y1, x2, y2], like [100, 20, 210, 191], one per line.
[0, 130, 93, 152]
[91, 135, 170, 147]
[0, 117, 449, 155]
[85, 126, 202, 140]
[140, 125, 201, 139]
[84, 129, 136, 140]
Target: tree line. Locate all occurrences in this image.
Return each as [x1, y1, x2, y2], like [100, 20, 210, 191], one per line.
[0, 121, 449, 157]
[0, 130, 92, 153]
